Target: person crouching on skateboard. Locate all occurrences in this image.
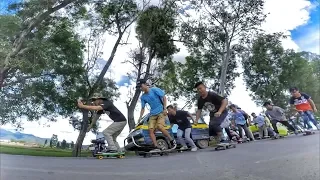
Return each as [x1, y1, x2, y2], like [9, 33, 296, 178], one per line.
[137, 79, 176, 152]
[77, 93, 127, 152]
[252, 112, 276, 139]
[194, 82, 229, 144]
[167, 105, 198, 152]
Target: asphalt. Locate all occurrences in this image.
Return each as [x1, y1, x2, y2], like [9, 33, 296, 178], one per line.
[1, 133, 320, 180]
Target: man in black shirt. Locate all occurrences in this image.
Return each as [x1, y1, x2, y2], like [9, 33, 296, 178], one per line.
[77, 93, 127, 152]
[194, 82, 228, 143]
[167, 105, 198, 152]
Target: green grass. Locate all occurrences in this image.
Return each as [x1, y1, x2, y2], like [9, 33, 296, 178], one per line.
[0, 144, 92, 157]
[0, 144, 136, 157]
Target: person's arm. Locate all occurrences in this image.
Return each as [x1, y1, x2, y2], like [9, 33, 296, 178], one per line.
[289, 97, 300, 113]
[187, 112, 195, 122]
[138, 97, 146, 123]
[87, 113, 101, 132]
[218, 99, 228, 114]
[303, 93, 317, 112]
[162, 96, 167, 114]
[195, 99, 204, 124]
[77, 100, 103, 111]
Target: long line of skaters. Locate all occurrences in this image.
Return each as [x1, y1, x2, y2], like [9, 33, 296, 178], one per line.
[77, 80, 319, 153]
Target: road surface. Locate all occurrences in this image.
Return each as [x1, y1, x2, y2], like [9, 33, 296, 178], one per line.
[1, 133, 319, 180]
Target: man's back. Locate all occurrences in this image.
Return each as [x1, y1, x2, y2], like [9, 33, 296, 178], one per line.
[266, 106, 286, 121]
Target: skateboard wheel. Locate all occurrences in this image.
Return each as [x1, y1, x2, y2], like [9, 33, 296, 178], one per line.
[98, 156, 103, 160]
[118, 155, 125, 159]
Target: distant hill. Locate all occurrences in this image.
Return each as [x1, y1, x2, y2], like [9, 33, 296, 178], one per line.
[0, 128, 49, 144]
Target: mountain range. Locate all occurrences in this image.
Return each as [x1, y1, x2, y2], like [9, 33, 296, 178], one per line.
[0, 128, 49, 144]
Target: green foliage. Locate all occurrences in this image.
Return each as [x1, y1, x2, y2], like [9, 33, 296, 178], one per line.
[242, 33, 320, 109]
[61, 139, 67, 149]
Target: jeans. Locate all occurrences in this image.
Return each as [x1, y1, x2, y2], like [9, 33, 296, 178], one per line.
[177, 128, 196, 148]
[300, 111, 318, 128]
[237, 124, 254, 140]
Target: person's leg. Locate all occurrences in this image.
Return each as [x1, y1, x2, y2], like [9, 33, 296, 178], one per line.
[184, 128, 197, 151]
[300, 112, 313, 129]
[271, 121, 279, 134]
[280, 121, 296, 132]
[263, 125, 268, 137]
[243, 124, 254, 140]
[148, 115, 158, 148]
[102, 122, 123, 151]
[258, 126, 264, 138]
[305, 111, 319, 129]
[224, 127, 233, 141]
[155, 113, 175, 148]
[111, 121, 127, 150]
[237, 124, 244, 138]
[177, 129, 187, 149]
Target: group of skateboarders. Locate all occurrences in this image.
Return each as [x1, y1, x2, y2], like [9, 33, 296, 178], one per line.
[77, 79, 319, 153]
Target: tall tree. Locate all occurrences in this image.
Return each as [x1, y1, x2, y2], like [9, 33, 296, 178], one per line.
[241, 33, 318, 109]
[61, 139, 67, 149]
[179, 0, 266, 95]
[125, 2, 179, 130]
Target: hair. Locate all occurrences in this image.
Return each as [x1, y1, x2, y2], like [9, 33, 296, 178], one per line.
[166, 105, 174, 109]
[263, 101, 271, 106]
[251, 112, 256, 116]
[194, 81, 205, 88]
[289, 87, 299, 92]
[229, 104, 236, 108]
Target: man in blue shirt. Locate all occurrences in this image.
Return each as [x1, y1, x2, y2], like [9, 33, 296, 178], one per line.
[251, 112, 276, 139]
[230, 104, 255, 141]
[137, 79, 176, 151]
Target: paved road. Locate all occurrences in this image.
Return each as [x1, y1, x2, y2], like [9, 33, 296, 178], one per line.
[1, 133, 319, 180]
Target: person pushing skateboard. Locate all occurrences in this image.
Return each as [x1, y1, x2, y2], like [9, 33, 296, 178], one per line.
[167, 105, 198, 152]
[194, 82, 229, 144]
[251, 112, 276, 139]
[77, 93, 127, 152]
[263, 102, 298, 136]
[289, 87, 319, 130]
[137, 79, 176, 152]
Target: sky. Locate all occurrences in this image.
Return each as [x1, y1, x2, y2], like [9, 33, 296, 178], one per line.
[1, 0, 320, 145]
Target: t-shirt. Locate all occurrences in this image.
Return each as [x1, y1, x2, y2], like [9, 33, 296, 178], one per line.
[231, 111, 246, 125]
[265, 106, 286, 122]
[168, 110, 191, 130]
[289, 93, 312, 111]
[253, 115, 265, 127]
[141, 87, 165, 116]
[197, 91, 227, 117]
[97, 100, 126, 122]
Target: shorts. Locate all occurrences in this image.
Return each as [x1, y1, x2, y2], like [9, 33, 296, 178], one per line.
[148, 112, 165, 129]
[209, 111, 228, 136]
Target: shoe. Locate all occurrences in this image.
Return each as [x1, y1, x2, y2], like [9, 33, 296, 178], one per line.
[180, 146, 188, 150]
[170, 140, 177, 148]
[149, 148, 161, 153]
[294, 130, 299, 135]
[191, 147, 198, 152]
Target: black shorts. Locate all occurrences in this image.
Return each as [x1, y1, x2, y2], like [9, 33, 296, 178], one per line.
[209, 111, 228, 136]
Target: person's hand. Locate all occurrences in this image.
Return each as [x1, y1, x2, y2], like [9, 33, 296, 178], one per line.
[163, 109, 167, 116]
[77, 100, 84, 108]
[297, 109, 303, 113]
[214, 111, 221, 117]
[194, 120, 198, 125]
[313, 108, 318, 113]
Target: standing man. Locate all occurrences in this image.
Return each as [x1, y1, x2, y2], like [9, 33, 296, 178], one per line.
[137, 79, 176, 151]
[77, 93, 127, 152]
[194, 82, 229, 143]
[289, 87, 319, 130]
[167, 105, 198, 152]
[263, 102, 298, 136]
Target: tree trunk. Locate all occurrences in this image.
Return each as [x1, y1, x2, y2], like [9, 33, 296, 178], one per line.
[127, 89, 142, 130]
[0, 67, 9, 89]
[219, 38, 231, 96]
[72, 109, 89, 157]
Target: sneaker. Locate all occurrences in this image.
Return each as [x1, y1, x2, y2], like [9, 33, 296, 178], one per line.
[294, 130, 299, 135]
[180, 146, 188, 150]
[191, 147, 198, 152]
[170, 140, 177, 148]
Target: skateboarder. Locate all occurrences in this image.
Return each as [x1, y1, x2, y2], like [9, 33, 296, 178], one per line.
[194, 82, 229, 144]
[263, 102, 298, 135]
[251, 112, 276, 138]
[289, 87, 319, 130]
[167, 105, 198, 152]
[77, 93, 127, 152]
[230, 104, 255, 141]
[137, 79, 176, 152]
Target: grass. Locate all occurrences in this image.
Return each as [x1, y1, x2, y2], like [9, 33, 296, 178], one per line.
[0, 144, 92, 157]
[0, 144, 136, 157]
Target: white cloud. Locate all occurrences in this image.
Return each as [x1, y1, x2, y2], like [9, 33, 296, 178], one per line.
[3, 0, 316, 146]
[294, 26, 320, 54]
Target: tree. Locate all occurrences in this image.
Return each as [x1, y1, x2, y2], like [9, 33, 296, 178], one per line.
[49, 139, 53, 148]
[70, 141, 75, 149]
[50, 134, 58, 147]
[43, 139, 48, 147]
[56, 142, 61, 148]
[178, 0, 266, 96]
[125, 2, 179, 130]
[241, 33, 318, 109]
[61, 139, 67, 149]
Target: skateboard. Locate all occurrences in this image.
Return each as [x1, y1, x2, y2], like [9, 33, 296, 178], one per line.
[303, 131, 315, 136]
[140, 149, 173, 158]
[215, 143, 236, 151]
[271, 136, 285, 140]
[176, 148, 191, 153]
[95, 152, 125, 160]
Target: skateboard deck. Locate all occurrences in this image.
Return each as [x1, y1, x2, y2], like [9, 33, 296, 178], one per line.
[95, 152, 125, 159]
[215, 143, 236, 151]
[176, 148, 192, 153]
[303, 131, 315, 136]
[140, 149, 174, 158]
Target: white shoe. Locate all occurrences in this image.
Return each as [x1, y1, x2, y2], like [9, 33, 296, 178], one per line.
[191, 147, 198, 152]
[180, 146, 188, 150]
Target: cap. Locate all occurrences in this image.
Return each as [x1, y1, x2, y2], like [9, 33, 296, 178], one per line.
[90, 93, 107, 101]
